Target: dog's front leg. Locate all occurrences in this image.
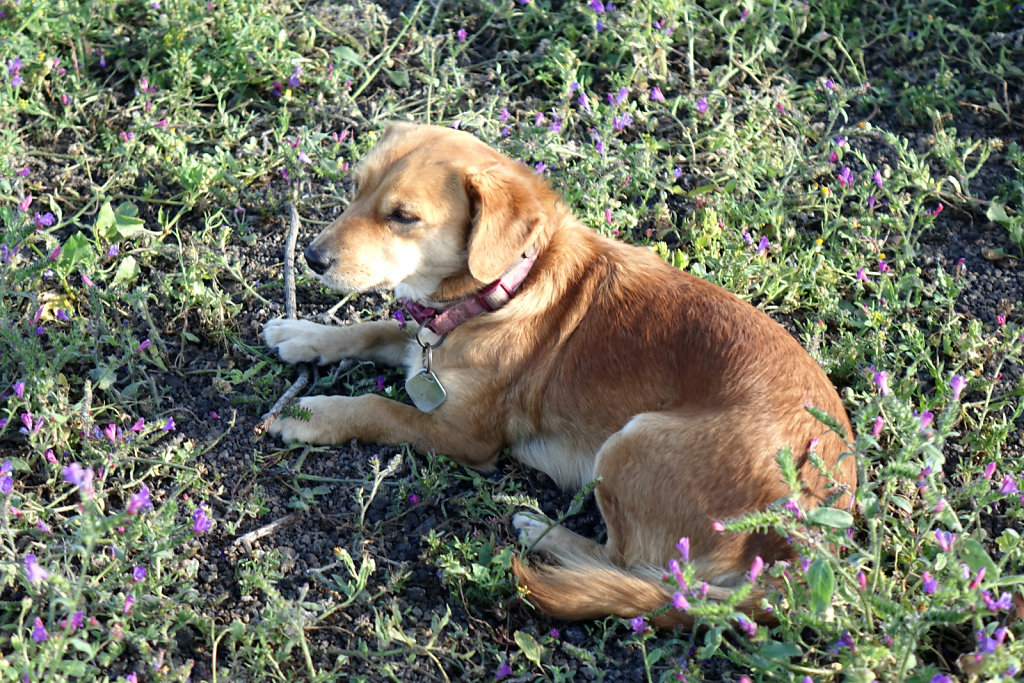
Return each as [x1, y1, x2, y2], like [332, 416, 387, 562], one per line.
[267, 393, 501, 469]
[263, 318, 411, 367]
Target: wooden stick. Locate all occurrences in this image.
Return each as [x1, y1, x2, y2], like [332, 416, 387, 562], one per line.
[231, 511, 303, 551]
[254, 201, 312, 435]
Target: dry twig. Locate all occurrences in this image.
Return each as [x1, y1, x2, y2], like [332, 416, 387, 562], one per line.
[254, 201, 312, 435]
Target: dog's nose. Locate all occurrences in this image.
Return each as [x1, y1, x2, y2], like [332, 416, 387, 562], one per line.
[304, 245, 334, 275]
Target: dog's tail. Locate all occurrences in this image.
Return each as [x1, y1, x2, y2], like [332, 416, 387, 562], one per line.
[511, 554, 771, 628]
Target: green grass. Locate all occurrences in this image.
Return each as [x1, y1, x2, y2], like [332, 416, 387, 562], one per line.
[2, 0, 1024, 680]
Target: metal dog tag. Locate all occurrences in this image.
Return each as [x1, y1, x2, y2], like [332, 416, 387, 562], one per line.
[406, 369, 447, 413]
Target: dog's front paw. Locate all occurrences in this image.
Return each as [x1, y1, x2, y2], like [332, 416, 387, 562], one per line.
[263, 318, 337, 365]
[267, 396, 342, 444]
[513, 512, 555, 550]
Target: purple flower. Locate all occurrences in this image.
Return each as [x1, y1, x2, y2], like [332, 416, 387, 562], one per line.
[983, 590, 1012, 611]
[25, 553, 50, 583]
[669, 559, 686, 590]
[695, 97, 708, 114]
[856, 267, 868, 282]
[749, 556, 764, 583]
[612, 113, 632, 131]
[162, 417, 175, 431]
[756, 235, 770, 254]
[499, 107, 510, 122]
[922, 571, 936, 594]
[548, 116, 562, 133]
[856, 571, 867, 591]
[867, 195, 877, 210]
[456, 28, 467, 42]
[192, 506, 212, 533]
[81, 273, 94, 287]
[872, 371, 890, 396]
[970, 566, 985, 589]
[673, 167, 682, 179]
[297, 151, 312, 165]
[32, 617, 48, 642]
[672, 591, 690, 611]
[132, 566, 147, 582]
[0, 460, 12, 494]
[7, 57, 22, 76]
[534, 161, 547, 174]
[588, 0, 605, 12]
[950, 374, 966, 400]
[837, 166, 853, 188]
[18, 194, 32, 212]
[63, 463, 94, 497]
[930, 675, 951, 683]
[983, 462, 997, 480]
[676, 537, 690, 562]
[650, 86, 664, 102]
[1000, 476, 1018, 495]
[69, 610, 84, 630]
[736, 615, 757, 639]
[872, 169, 883, 188]
[918, 410, 934, 431]
[871, 416, 884, 436]
[34, 212, 56, 228]
[613, 86, 628, 105]
[393, 309, 407, 329]
[103, 423, 118, 442]
[977, 627, 1007, 655]
[123, 594, 135, 615]
[127, 486, 152, 515]
[376, 376, 386, 392]
[783, 498, 803, 518]
[288, 66, 301, 89]
[824, 78, 835, 90]
[495, 662, 512, 680]
[934, 529, 955, 552]
[630, 615, 647, 633]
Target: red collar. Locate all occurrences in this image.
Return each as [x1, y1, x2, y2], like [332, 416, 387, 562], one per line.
[402, 249, 538, 335]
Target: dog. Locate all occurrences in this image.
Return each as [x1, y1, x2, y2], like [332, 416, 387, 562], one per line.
[262, 122, 856, 626]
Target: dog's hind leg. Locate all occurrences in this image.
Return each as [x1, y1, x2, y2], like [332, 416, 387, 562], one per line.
[518, 411, 792, 584]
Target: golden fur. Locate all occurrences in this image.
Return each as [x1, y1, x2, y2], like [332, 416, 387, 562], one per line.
[262, 122, 856, 626]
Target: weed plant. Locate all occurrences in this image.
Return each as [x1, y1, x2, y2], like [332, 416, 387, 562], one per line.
[2, 0, 1023, 680]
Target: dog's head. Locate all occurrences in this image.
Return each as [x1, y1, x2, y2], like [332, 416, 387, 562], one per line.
[304, 122, 548, 303]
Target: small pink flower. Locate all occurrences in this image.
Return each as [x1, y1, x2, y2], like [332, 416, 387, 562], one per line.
[950, 374, 966, 400]
[695, 97, 708, 114]
[711, 520, 726, 532]
[856, 268, 868, 282]
[837, 166, 853, 187]
[856, 571, 867, 591]
[123, 594, 135, 615]
[872, 416, 884, 437]
[103, 423, 118, 441]
[749, 556, 764, 583]
[983, 462, 997, 479]
[32, 617, 48, 642]
[873, 371, 890, 396]
[996, 314, 1006, 326]
[672, 591, 690, 610]
[676, 537, 690, 562]
[922, 571, 936, 594]
[969, 566, 985, 589]
[650, 86, 664, 102]
[456, 28, 467, 42]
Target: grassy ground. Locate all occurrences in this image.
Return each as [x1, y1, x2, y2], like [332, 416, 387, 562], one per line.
[2, 0, 1024, 680]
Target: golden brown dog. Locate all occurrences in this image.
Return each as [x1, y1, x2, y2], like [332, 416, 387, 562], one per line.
[263, 122, 856, 626]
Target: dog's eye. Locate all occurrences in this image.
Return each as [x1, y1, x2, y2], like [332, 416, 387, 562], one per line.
[387, 211, 419, 226]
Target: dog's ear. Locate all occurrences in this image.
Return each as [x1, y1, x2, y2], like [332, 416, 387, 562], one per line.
[463, 164, 544, 283]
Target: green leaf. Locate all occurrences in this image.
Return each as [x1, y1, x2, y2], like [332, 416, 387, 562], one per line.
[806, 507, 853, 529]
[59, 231, 95, 270]
[111, 254, 139, 285]
[515, 631, 543, 666]
[758, 641, 802, 661]
[807, 558, 835, 614]
[89, 364, 117, 391]
[960, 537, 999, 580]
[95, 200, 153, 241]
[332, 45, 364, 67]
[986, 201, 1010, 224]
[386, 69, 409, 88]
